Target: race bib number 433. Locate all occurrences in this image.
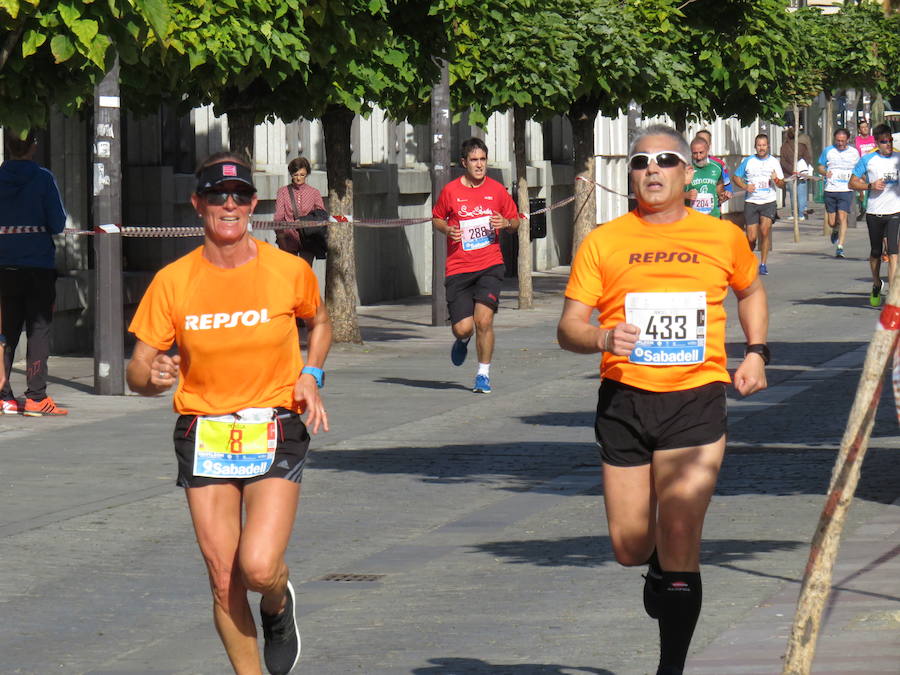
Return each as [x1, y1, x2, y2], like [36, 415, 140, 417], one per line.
[625, 292, 706, 365]
[460, 215, 493, 251]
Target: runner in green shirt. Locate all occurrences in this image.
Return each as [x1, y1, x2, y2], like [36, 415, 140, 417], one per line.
[685, 136, 725, 218]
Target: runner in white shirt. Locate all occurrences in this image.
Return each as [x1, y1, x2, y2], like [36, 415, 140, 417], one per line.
[817, 128, 861, 258]
[849, 123, 900, 307]
[733, 134, 785, 276]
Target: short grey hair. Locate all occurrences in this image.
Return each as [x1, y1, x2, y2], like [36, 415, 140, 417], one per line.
[628, 124, 690, 161]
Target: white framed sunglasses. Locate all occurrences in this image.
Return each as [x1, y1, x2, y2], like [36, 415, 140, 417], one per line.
[628, 151, 689, 171]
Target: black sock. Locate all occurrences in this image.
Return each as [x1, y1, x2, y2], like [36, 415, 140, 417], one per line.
[642, 550, 663, 619]
[657, 571, 702, 673]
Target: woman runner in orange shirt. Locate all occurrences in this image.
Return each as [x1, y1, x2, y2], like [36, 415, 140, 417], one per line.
[126, 152, 332, 675]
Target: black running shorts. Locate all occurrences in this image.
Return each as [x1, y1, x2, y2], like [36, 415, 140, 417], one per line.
[445, 264, 505, 325]
[744, 201, 777, 226]
[173, 408, 310, 487]
[866, 213, 900, 258]
[594, 379, 727, 467]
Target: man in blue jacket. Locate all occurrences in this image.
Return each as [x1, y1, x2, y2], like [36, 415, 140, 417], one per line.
[0, 130, 68, 416]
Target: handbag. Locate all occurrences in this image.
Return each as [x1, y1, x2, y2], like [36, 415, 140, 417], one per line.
[289, 184, 329, 259]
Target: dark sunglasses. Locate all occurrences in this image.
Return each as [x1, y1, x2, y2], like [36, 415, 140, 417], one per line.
[628, 151, 688, 171]
[877, 138, 894, 144]
[201, 190, 255, 206]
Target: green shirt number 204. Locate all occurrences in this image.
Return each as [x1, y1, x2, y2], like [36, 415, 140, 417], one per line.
[686, 162, 724, 218]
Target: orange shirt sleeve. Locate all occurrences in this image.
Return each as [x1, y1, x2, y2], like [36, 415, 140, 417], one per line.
[728, 224, 759, 292]
[129, 271, 177, 351]
[294, 260, 322, 320]
[565, 228, 604, 308]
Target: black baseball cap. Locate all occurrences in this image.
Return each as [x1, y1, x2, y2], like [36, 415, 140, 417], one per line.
[195, 161, 256, 193]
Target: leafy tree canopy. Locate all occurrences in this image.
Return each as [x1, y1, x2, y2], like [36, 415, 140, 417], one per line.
[0, 0, 170, 133]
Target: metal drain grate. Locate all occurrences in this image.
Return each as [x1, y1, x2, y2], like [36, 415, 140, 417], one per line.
[318, 573, 385, 582]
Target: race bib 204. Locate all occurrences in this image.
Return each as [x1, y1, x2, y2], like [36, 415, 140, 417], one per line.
[692, 192, 715, 213]
[625, 291, 706, 366]
[460, 215, 494, 251]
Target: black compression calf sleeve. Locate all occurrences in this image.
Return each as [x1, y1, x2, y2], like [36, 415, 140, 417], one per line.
[657, 571, 702, 673]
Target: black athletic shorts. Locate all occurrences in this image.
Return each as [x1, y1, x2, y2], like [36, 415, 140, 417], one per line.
[594, 379, 727, 467]
[445, 264, 505, 325]
[866, 213, 900, 258]
[173, 408, 310, 488]
[744, 201, 777, 226]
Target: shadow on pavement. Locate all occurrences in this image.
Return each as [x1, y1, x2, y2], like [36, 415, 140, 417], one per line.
[718, 446, 900, 505]
[471, 535, 614, 567]
[309, 434, 900, 503]
[308, 441, 599, 495]
[518, 412, 594, 427]
[471, 535, 802, 569]
[412, 658, 612, 675]
[9, 367, 96, 395]
[375, 376, 471, 391]
[790, 293, 873, 309]
[724, 340, 867, 365]
[360, 326, 422, 341]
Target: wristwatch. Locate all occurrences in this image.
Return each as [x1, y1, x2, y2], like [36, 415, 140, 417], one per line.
[745, 343, 770, 365]
[301, 366, 325, 389]
[0, 333, 6, 348]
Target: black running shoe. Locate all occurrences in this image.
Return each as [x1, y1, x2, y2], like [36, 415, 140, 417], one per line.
[261, 580, 300, 674]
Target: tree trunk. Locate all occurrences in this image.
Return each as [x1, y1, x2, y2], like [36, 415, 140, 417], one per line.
[845, 88, 858, 129]
[430, 58, 451, 327]
[823, 93, 834, 153]
[513, 107, 533, 310]
[823, 93, 834, 237]
[871, 93, 885, 126]
[568, 96, 599, 257]
[792, 101, 801, 243]
[322, 104, 363, 344]
[227, 106, 255, 161]
[782, 281, 900, 673]
[0, 18, 26, 74]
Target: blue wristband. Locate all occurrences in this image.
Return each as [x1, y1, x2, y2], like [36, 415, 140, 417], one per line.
[301, 366, 324, 389]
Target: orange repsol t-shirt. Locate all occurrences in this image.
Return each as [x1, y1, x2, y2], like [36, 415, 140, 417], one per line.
[129, 241, 321, 415]
[565, 209, 758, 393]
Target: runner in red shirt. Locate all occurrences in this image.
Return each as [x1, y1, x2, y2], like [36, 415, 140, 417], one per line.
[432, 138, 519, 393]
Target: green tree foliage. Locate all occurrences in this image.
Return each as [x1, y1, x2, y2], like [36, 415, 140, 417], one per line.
[798, 2, 900, 99]
[433, 0, 579, 126]
[652, 0, 799, 125]
[120, 0, 314, 153]
[0, 0, 170, 132]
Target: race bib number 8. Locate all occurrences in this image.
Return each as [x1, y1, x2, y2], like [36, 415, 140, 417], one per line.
[625, 292, 706, 365]
[460, 215, 493, 251]
[194, 408, 277, 479]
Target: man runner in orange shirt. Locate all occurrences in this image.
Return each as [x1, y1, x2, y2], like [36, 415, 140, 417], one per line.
[557, 124, 769, 675]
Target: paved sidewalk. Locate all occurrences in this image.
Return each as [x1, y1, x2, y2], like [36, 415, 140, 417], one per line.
[0, 208, 898, 674]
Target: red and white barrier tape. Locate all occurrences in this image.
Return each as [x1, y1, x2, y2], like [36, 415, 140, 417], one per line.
[0, 194, 580, 237]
